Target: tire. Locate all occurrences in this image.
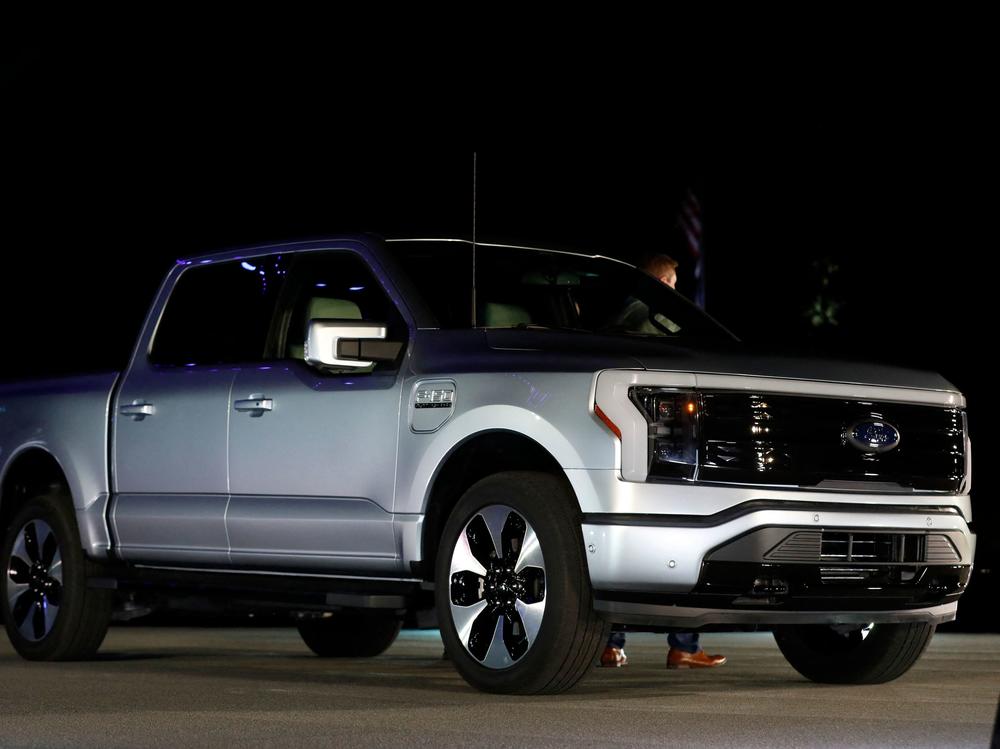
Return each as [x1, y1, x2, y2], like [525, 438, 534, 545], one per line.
[435, 471, 610, 694]
[773, 621, 936, 684]
[1, 492, 113, 660]
[297, 611, 402, 657]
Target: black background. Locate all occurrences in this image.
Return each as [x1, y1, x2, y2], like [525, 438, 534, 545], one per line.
[2, 39, 994, 628]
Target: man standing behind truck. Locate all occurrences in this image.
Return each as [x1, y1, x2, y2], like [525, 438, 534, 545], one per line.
[600, 253, 727, 670]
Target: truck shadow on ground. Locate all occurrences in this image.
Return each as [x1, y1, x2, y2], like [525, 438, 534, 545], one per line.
[19, 647, 815, 699]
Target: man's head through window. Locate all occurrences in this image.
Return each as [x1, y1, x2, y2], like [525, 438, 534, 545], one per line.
[641, 254, 679, 289]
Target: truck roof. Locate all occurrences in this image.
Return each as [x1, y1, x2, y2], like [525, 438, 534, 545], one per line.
[175, 236, 635, 269]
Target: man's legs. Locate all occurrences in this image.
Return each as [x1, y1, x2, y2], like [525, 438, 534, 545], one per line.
[666, 631, 726, 669]
[600, 630, 726, 669]
[600, 630, 628, 667]
[667, 632, 700, 653]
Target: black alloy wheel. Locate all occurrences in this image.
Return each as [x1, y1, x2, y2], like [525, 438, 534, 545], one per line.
[435, 471, 609, 694]
[1, 492, 112, 660]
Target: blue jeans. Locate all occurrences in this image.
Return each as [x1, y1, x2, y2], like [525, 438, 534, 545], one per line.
[607, 630, 700, 653]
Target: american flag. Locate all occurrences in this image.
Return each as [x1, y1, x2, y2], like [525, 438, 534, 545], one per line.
[678, 188, 705, 309]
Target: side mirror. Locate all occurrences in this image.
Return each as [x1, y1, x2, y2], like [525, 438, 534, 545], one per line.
[304, 319, 402, 368]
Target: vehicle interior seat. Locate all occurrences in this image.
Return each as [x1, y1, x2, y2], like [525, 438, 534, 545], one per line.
[483, 302, 531, 328]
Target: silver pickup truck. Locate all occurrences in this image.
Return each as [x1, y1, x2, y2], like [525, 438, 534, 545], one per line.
[0, 236, 974, 694]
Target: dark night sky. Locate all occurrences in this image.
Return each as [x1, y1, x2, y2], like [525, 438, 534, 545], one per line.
[1, 42, 995, 625]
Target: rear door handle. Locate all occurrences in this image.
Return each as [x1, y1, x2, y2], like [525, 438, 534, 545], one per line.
[234, 397, 273, 416]
[120, 402, 155, 420]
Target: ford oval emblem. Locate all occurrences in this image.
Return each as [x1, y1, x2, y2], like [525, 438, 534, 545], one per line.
[846, 419, 901, 454]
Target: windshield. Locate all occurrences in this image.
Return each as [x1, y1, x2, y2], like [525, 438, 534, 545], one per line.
[475, 245, 734, 341]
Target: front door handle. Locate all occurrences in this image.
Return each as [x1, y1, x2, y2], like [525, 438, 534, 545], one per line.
[234, 396, 273, 416]
[120, 402, 155, 420]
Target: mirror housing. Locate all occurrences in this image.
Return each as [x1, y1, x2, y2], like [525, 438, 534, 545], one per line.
[305, 319, 390, 368]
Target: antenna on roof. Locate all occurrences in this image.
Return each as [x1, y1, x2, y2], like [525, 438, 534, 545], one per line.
[471, 152, 478, 327]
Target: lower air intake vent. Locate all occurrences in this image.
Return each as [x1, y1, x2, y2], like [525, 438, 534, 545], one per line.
[820, 532, 898, 563]
[925, 535, 961, 563]
[765, 531, 960, 564]
[764, 531, 822, 562]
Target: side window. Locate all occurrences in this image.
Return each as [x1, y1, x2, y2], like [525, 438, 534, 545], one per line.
[278, 252, 407, 372]
[389, 241, 473, 328]
[150, 256, 288, 366]
[475, 246, 578, 329]
[474, 246, 720, 339]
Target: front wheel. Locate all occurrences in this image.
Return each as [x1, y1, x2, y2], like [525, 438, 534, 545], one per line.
[773, 621, 936, 684]
[1, 493, 113, 660]
[435, 471, 609, 694]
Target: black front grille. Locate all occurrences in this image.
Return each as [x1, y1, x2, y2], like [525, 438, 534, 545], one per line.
[765, 531, 961, 564]
[697, 393, 965, 492]
[820, 531, 915, 563]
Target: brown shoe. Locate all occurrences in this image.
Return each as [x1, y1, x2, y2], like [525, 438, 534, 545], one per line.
[667, 648, 726, 669]
[599, 646, 628, 667]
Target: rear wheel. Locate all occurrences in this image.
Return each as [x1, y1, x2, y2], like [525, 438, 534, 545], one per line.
[773, 621, 935, 684]
[435, 471, 609, 694]
[297, 611, 402, 657]
[1, 493, 112, 660]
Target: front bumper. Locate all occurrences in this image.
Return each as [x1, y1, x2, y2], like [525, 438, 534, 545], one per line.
[580, 497, 974, 627]
[592, 599, 961, 627]
[593, 559, 970, 626]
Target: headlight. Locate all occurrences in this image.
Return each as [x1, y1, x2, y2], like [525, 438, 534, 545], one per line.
[629, 387, 700, 480]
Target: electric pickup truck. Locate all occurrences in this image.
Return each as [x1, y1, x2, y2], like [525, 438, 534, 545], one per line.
[0, 236, 974, 694]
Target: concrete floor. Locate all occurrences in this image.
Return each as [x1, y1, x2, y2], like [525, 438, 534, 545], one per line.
[0, 628, 997, 748]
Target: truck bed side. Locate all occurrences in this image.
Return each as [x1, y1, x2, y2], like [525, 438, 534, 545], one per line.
[0, 372, 120, 557]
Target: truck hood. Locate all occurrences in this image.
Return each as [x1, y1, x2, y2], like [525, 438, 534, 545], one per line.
[630, 346, 957, 392]
[482, 330, 958, 393]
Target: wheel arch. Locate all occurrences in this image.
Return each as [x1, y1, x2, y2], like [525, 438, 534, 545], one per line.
[1, 447, 73, 535]
[419, 429, 578, 582]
